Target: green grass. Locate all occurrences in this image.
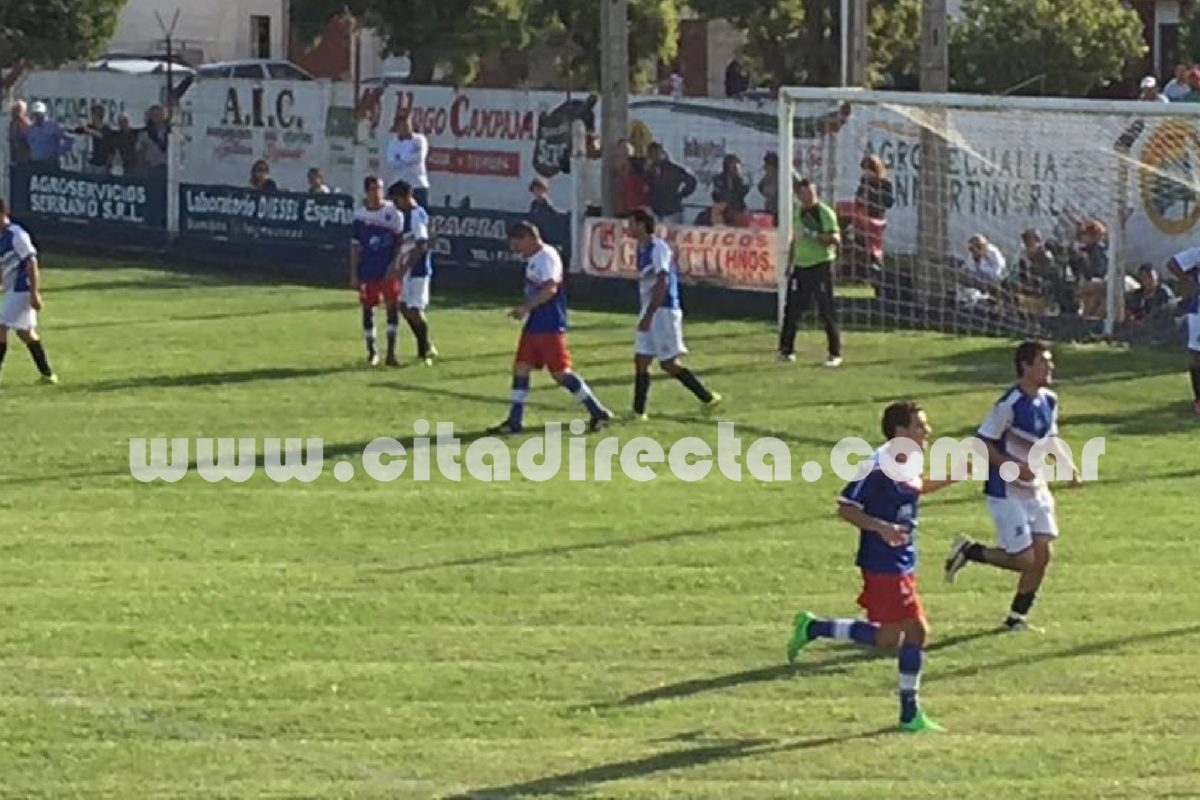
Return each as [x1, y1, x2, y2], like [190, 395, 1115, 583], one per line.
[1, 259, 1198, 799]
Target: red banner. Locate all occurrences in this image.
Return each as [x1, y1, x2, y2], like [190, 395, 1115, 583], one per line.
[583, 218, 778, 291]
[427, 148, 520, 177]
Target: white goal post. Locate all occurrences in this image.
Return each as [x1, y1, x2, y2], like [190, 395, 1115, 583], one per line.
[777, 86, 1200, 339]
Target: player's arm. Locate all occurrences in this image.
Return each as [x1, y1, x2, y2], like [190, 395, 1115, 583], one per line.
[25, 255, 43, 311]
[511, 279, 559, 320]
[977, 401, 1037, 482]
[837, 501, 908, 547]
[349, 241, 361, 288]
[1167, 256, 1198, 298]
[400, 136, 427, 165]
[814, 205, 840, 247]
[401, 213, 430, 273]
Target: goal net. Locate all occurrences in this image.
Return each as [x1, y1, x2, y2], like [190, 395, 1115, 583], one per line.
[777, 87, 1200, 339]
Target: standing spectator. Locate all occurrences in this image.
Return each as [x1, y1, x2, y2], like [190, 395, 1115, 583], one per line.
[1076, 219, 1110, 317]
[8, 100, 30, 165]
[75, 104, 116, 176]
[249, 160, 278, 192]
[644, 142, 697, 224]
[386, 112, 430, 208]
[613, 138, 649, 217]
[307, 168, 331, 194]
[528, 177, 557, 214]
[758, 152, 780, 222]
[1125, 263, 1176, 322]
[855, 155, 895, 221]
[725, 58, 750, 98]
[712, 154, 750, 224]
[661, 65, 684, 99]
[1139, 76, 1169, 102]
[778, 179, 842, 367]
[112, 114, 139, 175]
[135, 105, 169, 176]
[1164, 63, 1192, 101]
[23, 102, 72, 170]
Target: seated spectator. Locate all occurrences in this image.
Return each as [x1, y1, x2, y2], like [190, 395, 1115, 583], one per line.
[758, 152, 779, 222]
[249, 160, 278, 192]
[964, 235, 1007, 283]
[1018, 228, 1077, 313]
[1164, 62, 1192, 101]
[1139, 76, 1169, 103]
[712, 154, 750, 218]
[1076, 219, 1110, 317]
[1125, 263, 1177, 322]
[694, 191, 729, 227]
[307, 168, 331, 194]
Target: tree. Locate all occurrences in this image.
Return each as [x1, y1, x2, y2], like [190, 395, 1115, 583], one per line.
[527, 0, 679, 90]
[0, 0, 125, 69]
[687, 0, 920, 89]
[951, 0, 1146, 96]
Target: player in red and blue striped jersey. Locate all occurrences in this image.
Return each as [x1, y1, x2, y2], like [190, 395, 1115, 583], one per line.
[488, 222, 612, 435]
[787, 402, 962, 733]
[351, 176, 404, 366]
[1166, 247, 1200, 415]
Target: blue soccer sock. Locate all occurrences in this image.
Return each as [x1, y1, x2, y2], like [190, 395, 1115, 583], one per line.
[508, 375, 531, 429]
[808, 618, 879, 647]
[385, 308, 399, 357]
[898, 643, 923, 724]
[362, 308, 377, 356]
[560, 372, 607, 418]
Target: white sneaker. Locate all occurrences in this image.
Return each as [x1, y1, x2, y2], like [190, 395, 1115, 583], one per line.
[368, 353, 381, 367]
[776, 352, 796, 363]
[825, 356, 843, 368]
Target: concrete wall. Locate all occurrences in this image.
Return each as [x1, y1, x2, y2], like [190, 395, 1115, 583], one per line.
[107, 0, 287, 63]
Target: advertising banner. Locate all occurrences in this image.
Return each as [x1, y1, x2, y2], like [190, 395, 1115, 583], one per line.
[8, 165, 167, 246]
[178, 183, 354, 253]
[430, 206, 571, 269]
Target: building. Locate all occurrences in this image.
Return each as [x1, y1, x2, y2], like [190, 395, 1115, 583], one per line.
[1128, 0, 1193, 80]
[105, 0, 288, 65]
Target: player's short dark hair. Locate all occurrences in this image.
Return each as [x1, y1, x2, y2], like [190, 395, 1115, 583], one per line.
[389, 180, 412, 200]
[508, 221, 541, 241]
[882, 401, 923, 439]
[1015, 340, 1050, 377]
[629, 208, 657, 233]
[363, 175, 381, 193]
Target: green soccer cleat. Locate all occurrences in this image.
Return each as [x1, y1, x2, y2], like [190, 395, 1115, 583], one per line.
[899, 711, 945, 733]
[701, 392, 723, 414]
[786, 611, 817, 663]
[39, 373, 59, 385]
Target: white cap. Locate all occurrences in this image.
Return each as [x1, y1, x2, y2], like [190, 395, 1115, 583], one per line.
[1140, 75, 1158, 90]
[30, 101, 47, 115]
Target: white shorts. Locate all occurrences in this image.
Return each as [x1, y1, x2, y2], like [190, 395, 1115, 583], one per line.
[402, 275, 430, 310]
[635, 308, 687, 361]
[987, 489, 1059, 554]
[1186, 312, 1200, 353]
[1, 292, 36, 331]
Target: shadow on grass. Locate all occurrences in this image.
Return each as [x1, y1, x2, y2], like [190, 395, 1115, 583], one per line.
[1067, 402, 1200, 436]
[919, 341, 1181, 387]
[446, 727, 892, 799]
[585, 628, 1003, 711]
[74, 365, 361, 393]
[369, 517, 791, 576]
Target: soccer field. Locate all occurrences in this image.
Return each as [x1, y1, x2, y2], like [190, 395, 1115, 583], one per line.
[1, 260, 1198, 799]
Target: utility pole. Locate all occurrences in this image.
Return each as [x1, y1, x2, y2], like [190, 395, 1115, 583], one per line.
[600, 0, 629, 218]
[916, 0, 948, 304]
[846, 0, 869, 86]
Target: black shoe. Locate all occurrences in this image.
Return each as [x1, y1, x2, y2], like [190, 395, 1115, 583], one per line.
[487, 420, 523, 436]
[588, 410, 613, 433]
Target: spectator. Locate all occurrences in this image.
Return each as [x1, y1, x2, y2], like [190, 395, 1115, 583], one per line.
[712, 154, 750, 221]
[1183, 68, 1200, 102]
[8, 100, 30, 164]
[644, 142, 697, 224]
[1139, 76, 1169, 103]
[112, 114, 139, 175]
[23, 101, 72, 170]
[1164, 63, 1192, 101]
[1076, 219, 1110, 317]
[1018, 228, 1076, 313]
[855, 155, 895, 221]
[661, 66, 684, 100]
[75, 104, 116, 176]
[613, 138, 649, 216]
[758, 152, 779, 221]
[528, 177, 557, 213]
[135, 105, 169, 175]
[249, 160, 278, 192]
[778, 178, 842, 367]
[1125, 263, 1176, 322]
[307, 168, 331, 194]
[693, 191, 728, 227]
[386, 112, 430, 207]
[725, 58, 750, 98]
[964, 235, 1007, 283]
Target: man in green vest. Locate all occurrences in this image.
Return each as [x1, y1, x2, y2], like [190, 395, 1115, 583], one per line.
[778, 178, 843, 367]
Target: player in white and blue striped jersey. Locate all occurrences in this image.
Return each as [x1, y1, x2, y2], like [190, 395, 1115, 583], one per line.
[944, 341, 1080, 631]
[627, 209, 720, 420]
[0, 199, 57, 385]
[388, 181, 437, 366]
[1166, 246, 1200, 415]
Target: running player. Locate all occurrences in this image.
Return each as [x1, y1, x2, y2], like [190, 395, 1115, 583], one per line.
[787, 401, 959, 733]
[489, 222, 612, 434]
[1165, 247, 1200, 414]
[0, 198, 58, 385]
[388, 181, 437, 366]
[627, 209, 721, 419]
[944, 341, 1081, 631]
[350, 176, 404, 366]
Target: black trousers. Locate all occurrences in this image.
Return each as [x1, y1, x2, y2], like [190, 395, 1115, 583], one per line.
[778, 263, 841, 357]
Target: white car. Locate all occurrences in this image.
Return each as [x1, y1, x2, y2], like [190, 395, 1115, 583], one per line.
[87, 55, 196, 76]
[197, 60, 314, 81]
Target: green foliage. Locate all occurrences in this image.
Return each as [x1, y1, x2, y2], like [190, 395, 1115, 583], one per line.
[0, 0, 125, 69]
[951, 0, 1146, 96]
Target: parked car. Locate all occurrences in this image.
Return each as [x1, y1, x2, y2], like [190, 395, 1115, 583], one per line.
[87, 54, 196, 76]
[196, 60, 314, 81]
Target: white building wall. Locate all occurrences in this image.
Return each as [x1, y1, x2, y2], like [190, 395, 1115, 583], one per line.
[107, 0, 287, 63]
